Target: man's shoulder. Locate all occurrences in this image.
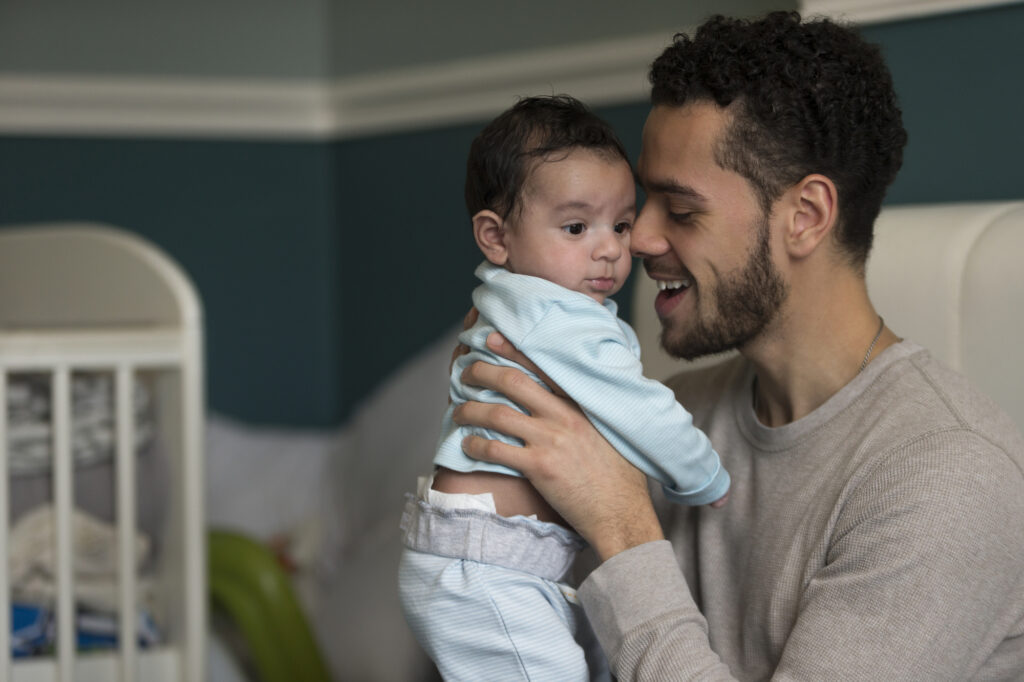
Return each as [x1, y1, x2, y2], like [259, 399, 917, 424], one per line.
[881, 347, 1024, 463]
[849, 348, 1024, 547]
[827, 347, 1024, 517]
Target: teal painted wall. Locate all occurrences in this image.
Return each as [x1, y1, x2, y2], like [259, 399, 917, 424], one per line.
[0, 0, 788, 79]
[2, 3, 1022, 427]
[0, 0, 330, 78]
[862, 6, 1024, 203]
[0, 137, 341, 426]
[331, 0, 789, 77]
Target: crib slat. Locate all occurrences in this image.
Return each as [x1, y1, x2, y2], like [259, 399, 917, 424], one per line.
[116, 366, 138, 682]
[0, 370, 10, 681]
[53, 368, 74, 682]
[183, 353, 206, 682]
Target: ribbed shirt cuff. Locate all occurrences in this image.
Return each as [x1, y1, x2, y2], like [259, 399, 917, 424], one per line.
[578, 540, 702, 659]
[667, 465, 732, 506]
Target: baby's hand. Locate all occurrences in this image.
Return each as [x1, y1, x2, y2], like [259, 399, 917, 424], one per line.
[709, 490, 730, 509]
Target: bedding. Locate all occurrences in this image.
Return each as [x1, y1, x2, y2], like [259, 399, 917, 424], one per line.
[0, 223, 206, 680]
[6, 372, 155, 476]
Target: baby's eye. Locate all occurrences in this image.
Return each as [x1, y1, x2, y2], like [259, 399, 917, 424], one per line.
[614, 222, 632, 234]
[563, 223, 586, 235]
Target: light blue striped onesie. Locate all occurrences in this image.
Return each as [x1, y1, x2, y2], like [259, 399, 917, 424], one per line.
[399, 262, 730, 680]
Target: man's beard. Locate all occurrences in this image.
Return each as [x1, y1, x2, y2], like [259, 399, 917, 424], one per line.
[661, 215, 788, 360]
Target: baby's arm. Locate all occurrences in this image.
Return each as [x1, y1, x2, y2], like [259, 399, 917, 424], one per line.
[512, 311, 730, 507]
[465, 273, 729, 508]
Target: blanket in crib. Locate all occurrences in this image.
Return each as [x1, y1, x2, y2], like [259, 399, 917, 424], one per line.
[6, 373, 155, 476]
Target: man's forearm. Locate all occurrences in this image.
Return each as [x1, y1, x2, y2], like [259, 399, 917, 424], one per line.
[585, 496, 665, 562]
[579, 541, 734, 680]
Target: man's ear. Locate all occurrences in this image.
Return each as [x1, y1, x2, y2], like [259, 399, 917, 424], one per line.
[472, 210, 510, 265]
[782, 174, 838, 259]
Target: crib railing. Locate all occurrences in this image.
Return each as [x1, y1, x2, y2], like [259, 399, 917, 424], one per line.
[1, 370, 9, 676]
[2, 355, 203, 682]
[0, 224, 206, 682]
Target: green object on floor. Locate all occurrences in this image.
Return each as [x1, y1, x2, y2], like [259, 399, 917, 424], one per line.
[209, 529, 331, 682]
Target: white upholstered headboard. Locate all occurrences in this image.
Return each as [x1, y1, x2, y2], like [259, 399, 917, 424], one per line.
[632, 201, 1024, 432]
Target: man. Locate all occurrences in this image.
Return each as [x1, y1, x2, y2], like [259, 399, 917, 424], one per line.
[453, 12, 1024, 680]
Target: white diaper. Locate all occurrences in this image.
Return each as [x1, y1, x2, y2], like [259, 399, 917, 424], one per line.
[417, 474, 537, 519]
[418, 474, 496, 512]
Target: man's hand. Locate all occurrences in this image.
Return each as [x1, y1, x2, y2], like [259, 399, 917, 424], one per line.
[454, 332, 664, 561]
[449, 308, 479, 376]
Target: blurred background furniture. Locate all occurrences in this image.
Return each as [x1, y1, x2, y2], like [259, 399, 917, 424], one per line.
[0, 224, 205, 681]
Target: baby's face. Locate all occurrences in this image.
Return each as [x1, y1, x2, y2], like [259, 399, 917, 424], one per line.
[504, 149, 636, 303]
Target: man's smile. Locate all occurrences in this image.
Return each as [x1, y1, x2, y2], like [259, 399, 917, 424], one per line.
[644, 259, 695, 318]
[650, 274, 693, 319]
[655, 277, 692, 292]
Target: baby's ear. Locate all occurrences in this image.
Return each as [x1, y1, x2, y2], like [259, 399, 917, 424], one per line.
[472, 210, 509, 265]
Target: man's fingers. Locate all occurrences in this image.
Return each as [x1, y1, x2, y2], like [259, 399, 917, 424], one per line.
[450, 308, 479, 368]
[460, 360, 571, 418]
[449, 342, 470, 374]
[459, 433, 529, 472]
[484, 331, 521, 361]
[479, 335, 571, 400]
[447, 307, 481, 397]
[453, 398, 546, 449]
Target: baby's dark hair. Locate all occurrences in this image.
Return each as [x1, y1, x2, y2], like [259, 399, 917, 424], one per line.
[650, 11, 907, 267]
[465, 95, 630, 221]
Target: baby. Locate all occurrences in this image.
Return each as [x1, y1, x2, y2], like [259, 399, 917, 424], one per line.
[399, 95, 729, 680]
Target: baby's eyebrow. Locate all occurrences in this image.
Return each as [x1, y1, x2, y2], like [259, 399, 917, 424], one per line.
[553, 200, 596, 211]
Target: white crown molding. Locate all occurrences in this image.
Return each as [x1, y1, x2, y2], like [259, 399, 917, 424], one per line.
[800, 0, 1021, 24]
[7, 0, 1015, 139]
[0, 74, 333, 139]
[327, 32, 666, 138]
[0, 31, 668, 140]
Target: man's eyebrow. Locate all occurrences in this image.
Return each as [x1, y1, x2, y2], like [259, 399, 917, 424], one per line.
[638, 177, 707, 203]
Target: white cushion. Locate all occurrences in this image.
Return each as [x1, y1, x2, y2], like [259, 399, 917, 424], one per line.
[869, 201, 1024, 431]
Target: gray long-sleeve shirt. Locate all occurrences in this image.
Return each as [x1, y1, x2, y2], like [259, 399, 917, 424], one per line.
[579, 342, 1024, 680]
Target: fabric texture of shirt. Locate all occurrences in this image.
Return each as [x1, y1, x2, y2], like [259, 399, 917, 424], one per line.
[433, 262, 729, 506]
[578, 342, 1024, 680]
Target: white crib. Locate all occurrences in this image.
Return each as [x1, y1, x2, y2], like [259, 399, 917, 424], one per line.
[0, 224, 205, 681]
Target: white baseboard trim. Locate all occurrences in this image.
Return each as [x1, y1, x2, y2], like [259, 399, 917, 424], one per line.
[0, 31, 667, 140]
[801, 0, 1020, 24]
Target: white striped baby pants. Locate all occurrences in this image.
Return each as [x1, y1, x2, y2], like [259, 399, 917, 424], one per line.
[398, 483, 611, 681]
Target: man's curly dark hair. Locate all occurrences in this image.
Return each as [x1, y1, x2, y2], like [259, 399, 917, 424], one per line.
[650, 11, 907, 267]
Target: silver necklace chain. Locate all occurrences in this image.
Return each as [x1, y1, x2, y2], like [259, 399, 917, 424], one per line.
[754, 315, 887, 418]
[859, 316, 885, 373]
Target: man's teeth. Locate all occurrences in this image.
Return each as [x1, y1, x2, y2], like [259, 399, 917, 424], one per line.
[656, 278, 692, 291]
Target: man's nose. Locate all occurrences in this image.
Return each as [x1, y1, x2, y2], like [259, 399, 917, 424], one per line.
[630, 205, 669, 258]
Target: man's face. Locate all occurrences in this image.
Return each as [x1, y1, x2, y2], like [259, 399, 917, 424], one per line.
[502, 148, 636, 304]
[633, 103, 787, 359]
